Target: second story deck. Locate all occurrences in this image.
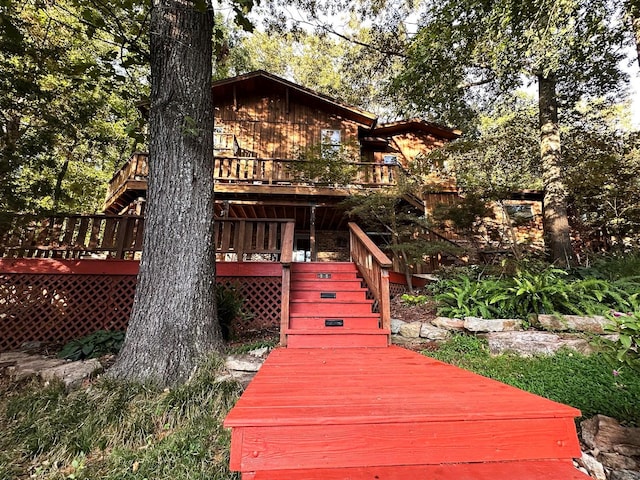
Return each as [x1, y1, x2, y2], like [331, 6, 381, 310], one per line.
[103, 152, 410, 214]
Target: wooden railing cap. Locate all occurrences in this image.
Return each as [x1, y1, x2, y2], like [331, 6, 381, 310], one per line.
[348, 222, 393, 268]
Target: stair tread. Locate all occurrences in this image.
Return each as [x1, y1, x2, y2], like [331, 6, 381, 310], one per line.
[290, 299, 373, 304]
[286, 329, 390, 335]
[249, 459, 589, 480]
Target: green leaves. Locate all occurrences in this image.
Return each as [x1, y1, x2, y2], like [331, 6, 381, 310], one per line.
[603, 312, 640, 372]
[58, 330, 125, 361]
[434, 262, 640, 320]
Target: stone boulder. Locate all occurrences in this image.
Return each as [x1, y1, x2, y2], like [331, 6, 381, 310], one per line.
[419, 323, 451, 341]
[581, 415, 640, 457]
[398, 321, 422, 338]
[536, 314, 609, 334]
[41, 359, 102, 389]
[464, 317, 523, 332]
[485, 331, 593, 356]
[609, 470, 640, 480]
[390, 318, 406, 335]
[431, 317, 464, 331]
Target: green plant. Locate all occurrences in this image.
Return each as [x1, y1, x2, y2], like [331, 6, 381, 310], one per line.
[434, 265, 640, 320]
[57, 330, 125, 361]
[603, 312, 640, 372]
[216, 283, 252, 341]
[400, 293, 429, 305]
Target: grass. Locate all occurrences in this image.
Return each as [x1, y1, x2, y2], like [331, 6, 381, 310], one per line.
[423, 334, 640, 425]
[0, 356, 243, 480]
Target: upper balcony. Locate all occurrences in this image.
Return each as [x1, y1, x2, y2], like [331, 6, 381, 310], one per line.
[104, 152, 402, 214]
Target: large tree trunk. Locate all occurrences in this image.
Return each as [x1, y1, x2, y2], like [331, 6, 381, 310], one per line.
[109, 0, 221, 386]
[538, 74, 574, 266]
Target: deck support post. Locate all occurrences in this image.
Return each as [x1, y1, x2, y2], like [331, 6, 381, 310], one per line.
[310, 205, 317, 262]
[279, 221, 295, 346]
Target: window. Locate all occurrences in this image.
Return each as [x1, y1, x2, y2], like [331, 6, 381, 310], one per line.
[321, 129, 341, 158]
[505, 204, 534, 220]
[383, 154, 398, 165]
[214, 125, 239, 155]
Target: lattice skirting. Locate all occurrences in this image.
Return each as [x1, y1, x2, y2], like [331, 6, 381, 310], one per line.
[389, 282, 409, 298]
[0, 273, 281, 352]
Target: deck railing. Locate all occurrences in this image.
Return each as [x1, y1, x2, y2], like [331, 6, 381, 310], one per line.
[214, 218, 295, 262]
[0, 214, 145, 259]
[106, 153, 400, 198]
[348, 222, 393, 337]
[105, 152, 148, 204]
[0, 214, 295, 262]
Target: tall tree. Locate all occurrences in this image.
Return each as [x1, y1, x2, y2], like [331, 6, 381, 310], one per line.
[109, 0, 222, 386]
[392, 0, 628, 266]
[0, 0, 142, 213]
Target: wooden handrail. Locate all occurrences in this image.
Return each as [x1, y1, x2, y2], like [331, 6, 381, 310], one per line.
[348, 222, 392, 340]
[279, 221, 295, 346]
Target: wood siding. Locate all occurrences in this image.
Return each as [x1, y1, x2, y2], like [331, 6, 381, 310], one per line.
[215, 94, 360, 160]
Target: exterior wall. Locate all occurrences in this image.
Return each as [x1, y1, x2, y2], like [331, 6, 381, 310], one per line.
[215, 94, 361, 160]
[316, 230, 350, 262]
[485, 199, 545, 252]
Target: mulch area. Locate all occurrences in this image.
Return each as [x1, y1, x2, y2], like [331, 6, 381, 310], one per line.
[389, 294, 438, 324]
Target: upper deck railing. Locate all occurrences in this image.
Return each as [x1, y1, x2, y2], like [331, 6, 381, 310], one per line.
[105, 153, 400, 207]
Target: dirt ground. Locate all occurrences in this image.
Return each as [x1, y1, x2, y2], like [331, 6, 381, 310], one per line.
[389, 293, 438, 323]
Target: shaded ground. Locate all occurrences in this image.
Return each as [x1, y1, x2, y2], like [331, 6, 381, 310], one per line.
[390, 293, 438, 323]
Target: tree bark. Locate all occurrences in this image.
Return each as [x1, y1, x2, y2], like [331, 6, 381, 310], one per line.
[109, 0, 221, 386]
[538, 74, 574, 266]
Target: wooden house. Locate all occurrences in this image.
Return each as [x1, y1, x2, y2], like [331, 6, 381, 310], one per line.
[104, 70, 468, 264]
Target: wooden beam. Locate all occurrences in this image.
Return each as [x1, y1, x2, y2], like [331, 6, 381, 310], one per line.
[310, 205, 317, 262]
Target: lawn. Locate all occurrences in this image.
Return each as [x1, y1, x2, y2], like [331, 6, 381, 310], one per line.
[423, 334, 640, 425]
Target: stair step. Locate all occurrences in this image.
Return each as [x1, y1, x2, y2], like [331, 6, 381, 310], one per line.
[248, 459, 590, 480]
[290, 279, 364, 291]
[230, 416, 578, 470]
[290, 262, 358, 273]
[286, 331, 390, 348]
[289, 317, 380, 329]
[292, 272, 360, 281]
[290, 301, 374, 316]
[290, 290, 367, 302]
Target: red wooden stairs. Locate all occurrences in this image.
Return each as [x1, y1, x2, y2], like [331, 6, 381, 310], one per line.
[224, 261, 590, 479]
[285, 262, 389, 348]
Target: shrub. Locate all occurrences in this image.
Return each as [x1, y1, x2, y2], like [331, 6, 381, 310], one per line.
[400, 293, 429, 305]
[57, 330, 125, 361]
[603, 311, 640, 372]
[216, 283, 252, 341]
[433, 266, 640, 319]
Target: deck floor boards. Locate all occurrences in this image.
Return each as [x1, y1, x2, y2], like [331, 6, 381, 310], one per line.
[224, 346, 588, 476]
[225, 346, 581, 428]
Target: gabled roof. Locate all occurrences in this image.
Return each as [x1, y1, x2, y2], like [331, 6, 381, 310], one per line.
[212, 70, 378, 128]
[373, 118, 462, 140]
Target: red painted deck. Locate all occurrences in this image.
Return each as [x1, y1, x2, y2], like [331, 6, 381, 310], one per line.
[224, 346, 589, 479]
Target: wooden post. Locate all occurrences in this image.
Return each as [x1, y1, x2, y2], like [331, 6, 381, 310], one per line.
[279, 221, 295, 346]
[310, 205, 317, 262]
[114, 216, 130, 259]
[237, 220, 245, 262]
